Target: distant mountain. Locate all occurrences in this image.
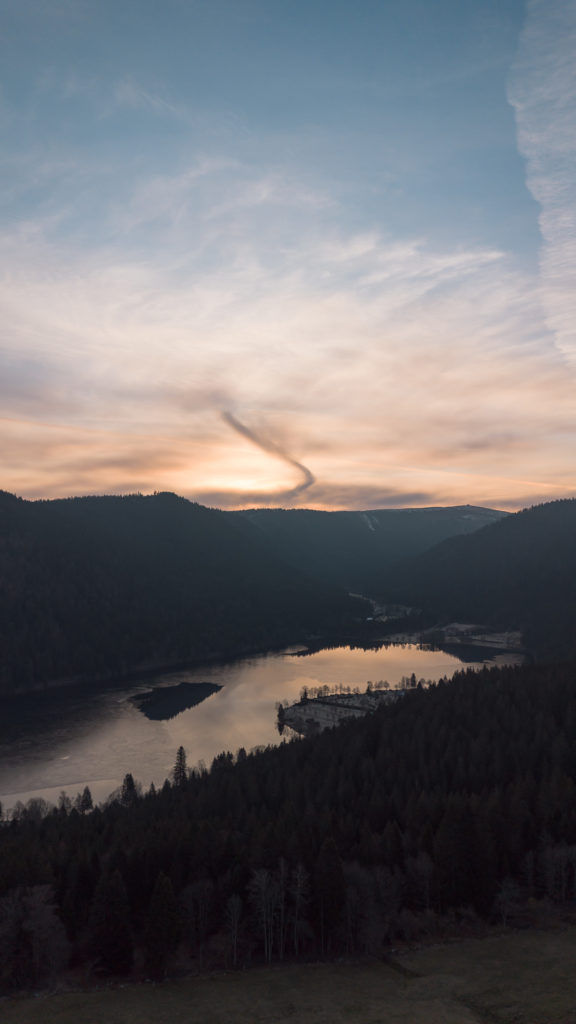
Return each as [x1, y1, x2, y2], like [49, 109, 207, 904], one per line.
[379, 499, 576, 658]
[232, 505, 507, 596]
[0, 491, 365, 695]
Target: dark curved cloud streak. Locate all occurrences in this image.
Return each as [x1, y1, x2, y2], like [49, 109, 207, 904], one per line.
[222, 411, 315, 501]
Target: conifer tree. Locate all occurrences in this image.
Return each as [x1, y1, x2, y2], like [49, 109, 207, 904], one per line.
[120, 773, 138, 806]
[76, 786, 93, 814]
[172, 746, 188, 788]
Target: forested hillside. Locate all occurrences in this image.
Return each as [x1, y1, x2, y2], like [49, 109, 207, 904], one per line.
[234, 505, 505, 594]
[377, 499, 576, 658]
[2, 658, 576, 988]
[0, 491, 365, 695]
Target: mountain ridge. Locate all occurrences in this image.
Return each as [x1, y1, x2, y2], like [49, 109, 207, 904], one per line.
[377, 497, 576, 657]
[232, 503, 507, 594]
[0, 490, 365, 695]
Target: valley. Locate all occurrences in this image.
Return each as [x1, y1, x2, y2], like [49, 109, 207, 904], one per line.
[0, 641, 507, 813]
[1, 493, 576, 1004]
[2, 3, 573, 1016]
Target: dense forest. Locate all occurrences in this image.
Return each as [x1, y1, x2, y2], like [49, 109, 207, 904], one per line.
[378, 498, 576, 658]
[3, 491, 576, 992]
[0, 490, 366, 695]
[0, 488, 515, 697]
[234, 504, 505, 594]
[2, 658, 576, 989]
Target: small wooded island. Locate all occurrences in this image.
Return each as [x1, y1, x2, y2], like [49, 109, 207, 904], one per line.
[132, 681, 222, 721]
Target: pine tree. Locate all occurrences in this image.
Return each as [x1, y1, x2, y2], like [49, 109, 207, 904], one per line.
[120, 773, 138, 807]
[75, 786, 93, 814]
[172, 746, 188, 788]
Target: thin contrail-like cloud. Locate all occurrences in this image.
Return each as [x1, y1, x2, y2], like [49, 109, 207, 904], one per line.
[222, 411, 315, 500]
[508, 0, 576, 360]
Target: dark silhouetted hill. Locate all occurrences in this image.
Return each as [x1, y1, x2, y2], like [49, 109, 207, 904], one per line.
[0, 491, 366, 694]
[232, 505, 506, 595]
[379, 499, 576, 658]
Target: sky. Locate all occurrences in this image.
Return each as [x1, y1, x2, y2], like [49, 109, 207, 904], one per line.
[1, 0, 575, 511]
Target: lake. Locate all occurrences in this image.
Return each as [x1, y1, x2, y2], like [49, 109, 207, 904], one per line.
[0, 641, 522, 811]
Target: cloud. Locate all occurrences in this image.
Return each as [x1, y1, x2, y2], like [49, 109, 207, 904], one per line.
[0, 352, 83, 417]
[508, 0, 576, 359]
[113, 77, 183, 118]
[495, 489, 576, 511]
[0, 418, 223, 499]
[192, 484, 438, 511]
[109, 158, 241, 235]
[289, 483, 437, 511]
[221, 411, 315, 499]
[0, 146, 575, 510]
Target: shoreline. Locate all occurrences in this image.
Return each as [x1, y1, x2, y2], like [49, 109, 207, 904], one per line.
[0, 628, 413, 699]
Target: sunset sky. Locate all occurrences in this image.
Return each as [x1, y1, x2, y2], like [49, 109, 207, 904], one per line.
[1, 0, 575, 510]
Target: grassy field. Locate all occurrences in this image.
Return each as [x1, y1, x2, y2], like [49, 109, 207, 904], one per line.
[2, 926, 576, 1024]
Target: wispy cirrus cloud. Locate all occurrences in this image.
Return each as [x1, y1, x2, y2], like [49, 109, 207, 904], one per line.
[0, 173, 572, 510]
[113, 77, 183, 117]
[2, 0, 574, 511]
[1, 35, 575, 514]
[508, 0, 576, 360]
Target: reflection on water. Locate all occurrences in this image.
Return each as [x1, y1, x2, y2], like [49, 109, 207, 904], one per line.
[0, 642, 522, 809]
[132, 681, 222, 721]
